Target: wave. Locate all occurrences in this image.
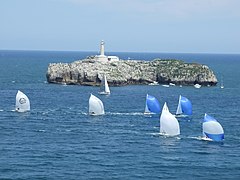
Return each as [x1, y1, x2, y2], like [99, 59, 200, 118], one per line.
[187, 136, 213, 142]
[79, 112, 88, 115]
[3, 108, 145, 117]
[106, 112, 144, 116]
[37, 129, 46, 132]
[148, 132, 181, 139]
[148, 132, 161, 136]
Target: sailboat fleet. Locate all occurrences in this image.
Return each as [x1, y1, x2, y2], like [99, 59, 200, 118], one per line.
[10, 83, 224, 142]
[142, 93, 224, 141]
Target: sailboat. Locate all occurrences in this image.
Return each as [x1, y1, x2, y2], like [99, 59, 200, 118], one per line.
[162, 84, 170, 88]
[148, 81, 159, 86]
[98, 75, 110, 95]
[160, 102, 180, 136]
[220, 77, 224, 89]
[194, 84, 201, 88]
[15, 90, 30, 112]
[89, 94, 105, 115]
[175, 95, 192, 117]
[202, 113, 224, 141]
[144, 94, 161, 114]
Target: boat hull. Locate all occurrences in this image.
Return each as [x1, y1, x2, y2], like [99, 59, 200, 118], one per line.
[98, 91, 110, 95]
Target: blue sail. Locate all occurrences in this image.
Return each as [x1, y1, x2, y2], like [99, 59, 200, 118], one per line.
[203, 113, 217, 122]
[145, 94, 161, 114]
[202, 114, 224, 141]
[180, 96, 192, 115]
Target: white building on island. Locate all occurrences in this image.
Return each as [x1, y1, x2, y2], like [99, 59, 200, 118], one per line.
[94, 40, 119, 62]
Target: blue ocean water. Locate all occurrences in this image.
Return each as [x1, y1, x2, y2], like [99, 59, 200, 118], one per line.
[0, 50, 240, 179]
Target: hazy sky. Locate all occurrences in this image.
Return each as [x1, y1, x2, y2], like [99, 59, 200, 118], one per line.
[1, 0, 240, 53]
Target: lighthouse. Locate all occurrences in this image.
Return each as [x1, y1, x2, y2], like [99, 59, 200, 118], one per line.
[95, 40, 108, 61]
[94, 40, 119, 62]
[100, 40, 105, 56]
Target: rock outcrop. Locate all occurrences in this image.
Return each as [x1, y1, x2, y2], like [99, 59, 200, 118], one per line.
[46, 58, 218, 86]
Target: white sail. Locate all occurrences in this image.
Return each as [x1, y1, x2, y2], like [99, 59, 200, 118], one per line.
[220, 76, 224, 89]
[144, 94, 151, 114]
[99, 75, 110, 95]
[144, 103, 151, 114]
[15, 90, 30, 112]
[104, 75, 110, 94]
[89, 94, 105, 115]
[160, 102, 180, 136]
[176, 95, 182, 115]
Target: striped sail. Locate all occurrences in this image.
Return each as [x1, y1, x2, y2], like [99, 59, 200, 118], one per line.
[203, 113, 224, 141]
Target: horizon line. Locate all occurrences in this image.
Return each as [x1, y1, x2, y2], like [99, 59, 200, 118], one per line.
[0, 49, 240, 55]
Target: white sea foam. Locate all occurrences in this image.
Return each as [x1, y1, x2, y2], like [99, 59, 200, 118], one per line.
[200, 137, 213, 141]
[107, 112, 143, 116]
[159, 132, 181, 138]
[38, 129, 46, 132]
[188, 136, 213, 141]
[148, 132, 181, 139]
[148, 132, 161, 136]
[79, 112, 88, 115]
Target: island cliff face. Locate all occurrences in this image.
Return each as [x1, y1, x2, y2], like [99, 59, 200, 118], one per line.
[46, 58, 218, 86]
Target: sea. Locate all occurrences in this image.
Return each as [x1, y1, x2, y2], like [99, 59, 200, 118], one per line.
[0, 50, 240, 179]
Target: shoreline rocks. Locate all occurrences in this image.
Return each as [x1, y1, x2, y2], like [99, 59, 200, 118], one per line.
[46, 58, 218, 86]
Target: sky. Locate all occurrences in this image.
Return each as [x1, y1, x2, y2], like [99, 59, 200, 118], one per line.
[1, 0, 240, 53]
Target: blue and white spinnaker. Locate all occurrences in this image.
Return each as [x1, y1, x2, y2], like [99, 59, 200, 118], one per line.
[202, 113, 224, 141]
[176, 95, 192, 116]
[144, 94, 161, 114]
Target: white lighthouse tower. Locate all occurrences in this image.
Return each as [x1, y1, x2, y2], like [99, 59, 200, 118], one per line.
[94, 40, 119, 62]
[100, 40, 105, 56]
[95, 40, 108, 61]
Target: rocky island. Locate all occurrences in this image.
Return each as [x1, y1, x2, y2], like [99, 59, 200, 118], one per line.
[46, 41, 218, 86]
[46, 58, 217, 86]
